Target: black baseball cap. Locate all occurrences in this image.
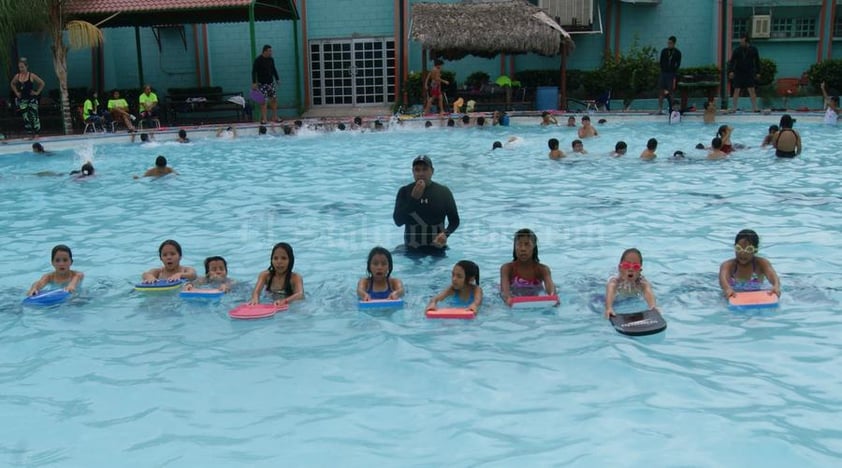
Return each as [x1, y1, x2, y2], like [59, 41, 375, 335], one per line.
[413, 155, 433, 168]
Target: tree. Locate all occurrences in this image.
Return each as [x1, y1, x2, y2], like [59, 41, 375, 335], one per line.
[0, 0, 103, 135]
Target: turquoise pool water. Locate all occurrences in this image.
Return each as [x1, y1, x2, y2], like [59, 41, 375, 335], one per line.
[2, 119, 842, 466]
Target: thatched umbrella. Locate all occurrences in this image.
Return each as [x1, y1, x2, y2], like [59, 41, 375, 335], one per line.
[411, 0, 574, 109]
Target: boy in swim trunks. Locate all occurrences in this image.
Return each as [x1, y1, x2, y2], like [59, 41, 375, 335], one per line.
[718, 229, 780, 298]
[423, 59, 449, 116]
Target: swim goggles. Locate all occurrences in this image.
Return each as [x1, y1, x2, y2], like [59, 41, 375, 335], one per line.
[734, 244, 759, 254]
[618, 262, 641, 271]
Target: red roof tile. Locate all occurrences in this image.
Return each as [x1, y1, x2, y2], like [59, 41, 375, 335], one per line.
[64, 0, 298, 26]
[65, 0, 253, 14]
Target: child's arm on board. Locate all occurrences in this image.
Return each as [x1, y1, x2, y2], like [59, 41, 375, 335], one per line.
[65, 271, 85, 293]
[426, 287, 453, 310]
[27, 273, 52, 296]
[759, 258, 781, 296]
[718, 260, 736, 298]
[604, 278, 617, 318]
[248, 271, 268, 305]
[499, 263, 513, 304]
[642, 279, 657, 310]
[468, 286, 483, 312]
[356, 278, 370, 301]
[141, 268, 161, 283]
[388, 278, 404, 299]
[540, 264, 557, 296]
[176, 266, 197, 282]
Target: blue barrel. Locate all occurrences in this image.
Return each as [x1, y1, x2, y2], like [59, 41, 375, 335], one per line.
[535, 86, 558, 111]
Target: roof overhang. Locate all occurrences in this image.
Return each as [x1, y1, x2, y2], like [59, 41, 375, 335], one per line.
[64, 0, 299, 28]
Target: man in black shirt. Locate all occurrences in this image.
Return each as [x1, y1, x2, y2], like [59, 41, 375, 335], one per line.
[657, 36, 682, 115]
[252, 44, 280, 124]
[393, 155, 460, 256]
[728, 36, 761, 113]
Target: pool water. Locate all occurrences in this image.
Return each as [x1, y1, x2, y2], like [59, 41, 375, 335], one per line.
[2, 119, 842, 466]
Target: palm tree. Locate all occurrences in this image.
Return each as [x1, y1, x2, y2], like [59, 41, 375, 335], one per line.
[1, 0, 103, 135]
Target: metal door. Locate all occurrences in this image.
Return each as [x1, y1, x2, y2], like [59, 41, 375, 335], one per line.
[310, 37, 395, 106]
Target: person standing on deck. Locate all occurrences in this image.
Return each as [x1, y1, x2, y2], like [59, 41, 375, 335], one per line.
[252, 44, 280, 124]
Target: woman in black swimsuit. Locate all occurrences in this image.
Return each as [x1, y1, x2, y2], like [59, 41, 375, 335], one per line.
[9, 58, 45, 136]
[772, 114, 801, 158]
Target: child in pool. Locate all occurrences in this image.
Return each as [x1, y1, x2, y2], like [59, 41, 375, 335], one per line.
[640, 138, 658, 160]
[707, 137, 728, 160]
[248, 242, 304, 306]
[761, 125, 779, 147]
[571, 139, 587, 154]
[183, 256, 233, 293]
[718, 229, 781, 298]
[141, 239, 197, 283]
[427, 260, 483, 312]
[604, 248, 657, 318]
[27, 244, 85, 295]
[499, 229, 556, 304]
[716, 125, 734, 153]
[357, 246, 404, 301]
[548, 138, 565, 160]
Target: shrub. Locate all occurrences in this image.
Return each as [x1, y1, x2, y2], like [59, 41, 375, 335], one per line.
[757, 57, 777, 86]
[808, 59, 842, 92]
[585, 40, 659, 109]
[465, 71, 490, 90]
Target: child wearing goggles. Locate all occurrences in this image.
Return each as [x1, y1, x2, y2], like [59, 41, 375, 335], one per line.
[718, 229, 781, 298]
[604, 248, 657, 318]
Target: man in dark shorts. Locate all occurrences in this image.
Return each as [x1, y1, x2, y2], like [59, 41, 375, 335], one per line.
[657, 36, 681, 115]
[393, 155, 460, 256]
[728, 36, 761, 113]
[252, 44, 280, 124]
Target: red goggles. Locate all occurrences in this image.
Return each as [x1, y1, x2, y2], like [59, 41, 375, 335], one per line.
[619, 262, 641, 271]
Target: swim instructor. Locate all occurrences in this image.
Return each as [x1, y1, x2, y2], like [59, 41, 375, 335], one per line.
[393, 155, 460, 254]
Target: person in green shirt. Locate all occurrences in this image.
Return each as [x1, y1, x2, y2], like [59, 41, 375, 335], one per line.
[107, 90, 136, 132]
[138, 84, 159, 125]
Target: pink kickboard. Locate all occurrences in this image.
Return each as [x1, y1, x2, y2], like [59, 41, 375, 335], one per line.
[508, 294, 559, 309]
[228, 303, 289, 320]
[425, 307, 476, 319]
[729, 290, 779, 308]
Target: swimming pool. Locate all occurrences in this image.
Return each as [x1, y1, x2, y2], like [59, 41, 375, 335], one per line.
[2, 118, 842, 466]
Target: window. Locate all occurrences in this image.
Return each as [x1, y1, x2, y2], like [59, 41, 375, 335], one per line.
[733, 18, 749, 39]
[834, 15, 842, 37]
[793, 17, 816, 37]
[539, 0, 593, 29]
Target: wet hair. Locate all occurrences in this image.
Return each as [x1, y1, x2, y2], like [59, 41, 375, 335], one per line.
[433, 59, 443, 66]
[337, 123, 346, 131]
[476, 116, 485, 126]
[672, 150, 685, 158]
[512, 228, 539, 261]
[178, 129, 187, 139]
[582, 115, 591, 122]
[598, 118, 607, 124]
[703, 100, 713, 110]
[80, 162, 94, 176]
[155, 155, 167, 167]
[615, 141, 627, 151]
[711, 137, 723, 149]
[258, 125, 267, 135]
[695, 143, 705, 149]
[374, 120, 384, 129]
[353, 116, 362, 126]
[779, 114, 795, 129]
[51, 244, 73, 262]
[158, 239, 182, 258]
[32, 142, 44, 152]
[140, 133, 150, 142]
[567, 115, 575, 122]
[294, 120, 303, 128]
[461, 115, 470, 124]
[446, 118, 455, 127]
[768, 124, 779, 133]
[735, 229, 760, 247]
[455, 260, 480, 285]
[204, 256, 227, 275]
[647, 138, 658, 150]
[572, 139, 583, 148]
[548, 138, 559, 150]
[265, 242, 295, 297]
[425, 121, 433, 128]
[282, 125, 293, 135]
[716, 125, 729, 137]
[619, 248, 643, 264]
[541, 111, 551, 118]
[366, 246, 393, 279]
[492, 141, 503, 150]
